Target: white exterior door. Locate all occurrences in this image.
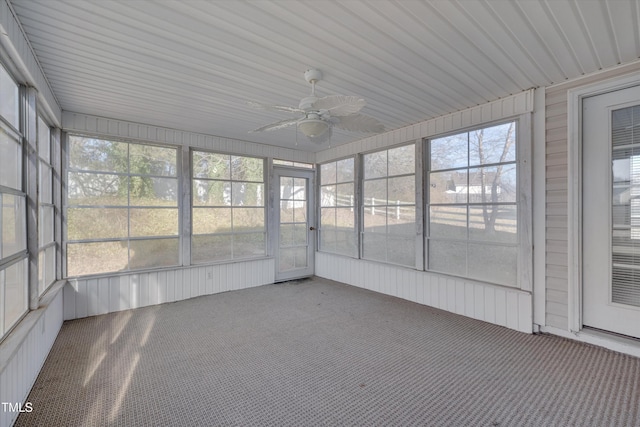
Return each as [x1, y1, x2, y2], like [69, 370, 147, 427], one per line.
[583, 85, 640, 339]
[274, 168, 315, 282]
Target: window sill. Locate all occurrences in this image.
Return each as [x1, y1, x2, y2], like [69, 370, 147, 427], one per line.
[64, 256, 274, 281]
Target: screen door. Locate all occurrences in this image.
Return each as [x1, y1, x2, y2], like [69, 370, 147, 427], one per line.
[274, 168, 315, 281]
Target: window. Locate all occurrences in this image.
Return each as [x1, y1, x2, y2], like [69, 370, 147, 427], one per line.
[0, 61, 27, 338]
[362, 145, 415, 266]
[273, 159, 314, 169]
[427, 121, 517, 285]
[66, 136, 179, 277]
[192, 151, 265, 263]
[319, 158, 356, 256]
[0, 63, 19, 132]
[38, 116, 56, 295]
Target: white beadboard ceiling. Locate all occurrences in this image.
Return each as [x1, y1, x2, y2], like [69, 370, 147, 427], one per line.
[8, 0, 640, 152]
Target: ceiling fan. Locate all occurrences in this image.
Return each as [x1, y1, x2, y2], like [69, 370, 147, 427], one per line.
[248, 69, 385, 144]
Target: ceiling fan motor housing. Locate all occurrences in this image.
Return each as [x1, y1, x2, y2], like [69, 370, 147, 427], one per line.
[299, 96, 318, 111]
[304, 68, 322, 84]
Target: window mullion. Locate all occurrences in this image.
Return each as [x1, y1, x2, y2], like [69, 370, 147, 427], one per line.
[180, 145, 190, 267]
[354, 154, 362, 259]
[0, 269, 5, 334]
[24, 87, 39, 311]
[466, 134, 470, 277]
[415, 140, 425, 271]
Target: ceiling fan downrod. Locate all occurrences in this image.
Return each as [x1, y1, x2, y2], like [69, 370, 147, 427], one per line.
[304, 68, 323, 96]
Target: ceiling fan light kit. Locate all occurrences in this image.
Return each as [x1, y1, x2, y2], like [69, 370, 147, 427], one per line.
[298, 117, 329, 138]
[249, 69, 385, 144]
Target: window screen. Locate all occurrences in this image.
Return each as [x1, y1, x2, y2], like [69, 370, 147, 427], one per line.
[66, 136, 179, 276]
[362, 145, 415, 267]
[192, 151, 265, 263]
[319, 158, 356, 257]
[0, 61, 27, 337]
[427, 121, 518, 286]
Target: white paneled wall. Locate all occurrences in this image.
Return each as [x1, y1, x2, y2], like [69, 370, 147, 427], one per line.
[316, 252, 532, 334]
[0, 287, 63, 427]
[63, 259, 275, 320]
[314, 90, 535, 335]
[62, 112, 315, 163]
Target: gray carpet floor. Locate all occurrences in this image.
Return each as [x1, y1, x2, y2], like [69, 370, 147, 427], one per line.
[16, 277, 640, 426]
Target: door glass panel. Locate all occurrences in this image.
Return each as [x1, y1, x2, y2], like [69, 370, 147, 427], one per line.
[280, 201, 294, 223]
[293, 201, 307, 222]
[280, 224, 296, 246]
[293, 178, 306, 200]
[278, 247, 308, 271]
[294, 247, 308, 268]
[611, 105, 640, 307]
[278, 175, 309, 275]
[279, 248, 296, 271]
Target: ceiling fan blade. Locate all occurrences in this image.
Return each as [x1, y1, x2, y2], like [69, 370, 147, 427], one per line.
[312, 95, 366, 116]
[333, 114, 385, 133]
[246, 101, 304, 114]
[250, 118, 300, 133]
[306, 125, 333, 144]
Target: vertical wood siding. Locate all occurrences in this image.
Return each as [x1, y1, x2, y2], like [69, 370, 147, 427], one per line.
[544, 62, 640, 330]
[0, 288, 63, 427]
[315, 252, 532, 334]
[63, 259, 275, 320]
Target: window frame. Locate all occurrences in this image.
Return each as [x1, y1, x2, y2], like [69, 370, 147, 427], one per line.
[190, 149, 267, 264]
[273, 159, 314, 169]
[424, 116, 531, 289]
[63, 135, 182, 278]
[318, 156, 358, 258]
[360, 143, 417, 268]
[37, 114, 56, 296]
[0, 61, 28, 340]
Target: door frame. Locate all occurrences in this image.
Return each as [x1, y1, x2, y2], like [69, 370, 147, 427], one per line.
[567, 70, 640, 333]
[272, 166, 316, 282]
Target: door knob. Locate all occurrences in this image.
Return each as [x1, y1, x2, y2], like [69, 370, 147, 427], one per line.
[309, 226, 316, 231]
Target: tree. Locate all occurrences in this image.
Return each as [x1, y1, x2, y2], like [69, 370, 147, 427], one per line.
[473, 122, 515, 234]
[429, 122, 516, 235]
